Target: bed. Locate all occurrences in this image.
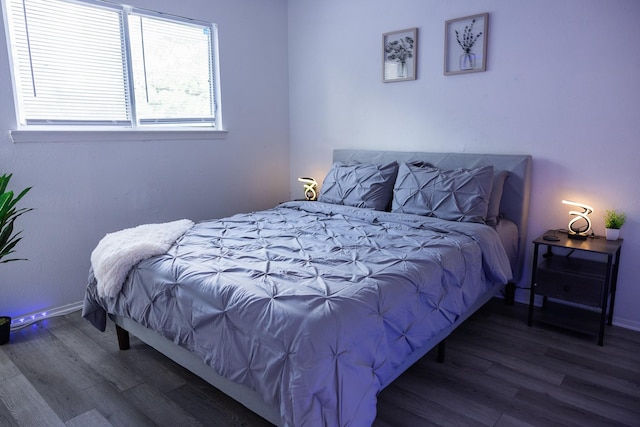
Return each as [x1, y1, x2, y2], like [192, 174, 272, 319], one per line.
[82, 150, 532, 427]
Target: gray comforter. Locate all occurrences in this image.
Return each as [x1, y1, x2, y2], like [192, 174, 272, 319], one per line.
[83, 201, 512, 427]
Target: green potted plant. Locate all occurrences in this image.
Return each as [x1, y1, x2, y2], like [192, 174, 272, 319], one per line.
[0, 173, 32, 345]
[603, 209, 626, 241]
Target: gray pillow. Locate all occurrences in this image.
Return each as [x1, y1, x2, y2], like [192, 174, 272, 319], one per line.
[318, 161, 398, 211]
[485, 170, 509, 226]
[391, 163, 494, 223]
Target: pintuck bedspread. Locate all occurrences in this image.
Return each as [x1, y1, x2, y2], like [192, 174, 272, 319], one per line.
[82, 201, 512, 427]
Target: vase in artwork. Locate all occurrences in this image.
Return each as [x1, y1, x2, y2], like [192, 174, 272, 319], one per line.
[459, 52, 476, 70]
[398, 61, 407, 78]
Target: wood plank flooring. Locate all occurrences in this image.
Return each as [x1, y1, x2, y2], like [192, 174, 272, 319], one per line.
[1, 299, 639, 426]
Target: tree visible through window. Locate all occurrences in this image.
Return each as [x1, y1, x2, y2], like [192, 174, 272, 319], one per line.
[3, 0, 220, 129]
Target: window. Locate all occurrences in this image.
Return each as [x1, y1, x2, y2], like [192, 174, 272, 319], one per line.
[3, 0, 221, 129]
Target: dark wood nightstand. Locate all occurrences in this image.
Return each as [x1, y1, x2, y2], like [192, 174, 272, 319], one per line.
[527, 230, 623, 345]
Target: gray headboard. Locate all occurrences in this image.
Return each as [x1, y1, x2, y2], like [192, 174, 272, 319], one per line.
[333, 149, 532, 283]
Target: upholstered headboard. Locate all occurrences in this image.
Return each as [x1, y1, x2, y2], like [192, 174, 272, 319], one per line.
[333, 150, 532, 282]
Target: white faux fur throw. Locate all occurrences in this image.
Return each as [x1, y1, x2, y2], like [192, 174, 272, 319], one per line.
[91, 219, 194, 298]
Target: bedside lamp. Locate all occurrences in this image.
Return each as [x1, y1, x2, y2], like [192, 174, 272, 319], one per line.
[298, 177, 318, 201]
[562, 199, 593, 240]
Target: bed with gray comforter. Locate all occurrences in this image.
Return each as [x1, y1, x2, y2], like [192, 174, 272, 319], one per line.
[83, 150, 532, 426]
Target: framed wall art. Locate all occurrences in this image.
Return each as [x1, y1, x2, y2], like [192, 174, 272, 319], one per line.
[383, 28, 417, 82]
[444, 13, 488, 75]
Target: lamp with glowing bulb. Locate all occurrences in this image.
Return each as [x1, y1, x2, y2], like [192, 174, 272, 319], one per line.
[297, 177, 318, 201]
[562, 199, 593, 240]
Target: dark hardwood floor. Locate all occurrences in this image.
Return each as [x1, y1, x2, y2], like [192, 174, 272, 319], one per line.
[1, 299, 639, 426]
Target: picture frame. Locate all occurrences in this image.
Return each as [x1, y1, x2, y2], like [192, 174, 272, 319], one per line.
[444, 13, 488, 75]
[383, 28, 417, 82]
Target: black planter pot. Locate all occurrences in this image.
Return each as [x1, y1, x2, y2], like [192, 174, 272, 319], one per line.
[0, 316, 11, 345]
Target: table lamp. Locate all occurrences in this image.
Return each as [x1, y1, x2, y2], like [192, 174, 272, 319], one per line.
[298, 177, 317, 201]
[562, 199, 593, 240]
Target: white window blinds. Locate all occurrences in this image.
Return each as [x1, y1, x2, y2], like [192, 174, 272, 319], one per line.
[3, 0, 219, 129]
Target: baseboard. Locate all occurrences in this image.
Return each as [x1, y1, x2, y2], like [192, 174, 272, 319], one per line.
[9, 301, 83, 331]
[513, 289, 640, 332]
[612, 318, 640, 332]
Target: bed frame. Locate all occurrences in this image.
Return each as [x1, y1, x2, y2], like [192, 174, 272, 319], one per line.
[112, 150, 532, 426]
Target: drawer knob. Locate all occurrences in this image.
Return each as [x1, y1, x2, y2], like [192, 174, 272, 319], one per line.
[563, 285, 571, 292]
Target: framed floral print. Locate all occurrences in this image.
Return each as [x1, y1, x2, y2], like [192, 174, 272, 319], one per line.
[383, 28, 417, 82]
[444, 13, 488, 75]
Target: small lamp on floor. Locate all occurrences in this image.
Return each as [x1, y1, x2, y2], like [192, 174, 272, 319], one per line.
[298, 177, 318, 201]
[562, 199, 593, 240]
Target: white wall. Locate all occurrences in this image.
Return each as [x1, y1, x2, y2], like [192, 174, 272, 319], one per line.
[288, 0, 640, 329]
[3, 0, 639, 331]
[0, 0, 290, 317]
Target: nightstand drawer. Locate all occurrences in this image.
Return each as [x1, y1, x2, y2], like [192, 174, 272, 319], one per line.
[535, 269, 603, 306]
[536, 257, 605, 307]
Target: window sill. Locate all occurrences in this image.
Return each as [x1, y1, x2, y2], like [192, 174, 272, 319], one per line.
[9, 128, 228, 143]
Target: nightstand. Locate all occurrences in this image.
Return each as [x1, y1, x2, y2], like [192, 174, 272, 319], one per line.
[527, 230, 623, 345]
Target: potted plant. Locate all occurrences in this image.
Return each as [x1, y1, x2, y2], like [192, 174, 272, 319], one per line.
[603, 209, 626, 241]
[0, 173, 32, 345]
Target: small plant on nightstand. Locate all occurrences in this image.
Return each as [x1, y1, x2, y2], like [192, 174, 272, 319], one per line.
[604, 209, 626, 241]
